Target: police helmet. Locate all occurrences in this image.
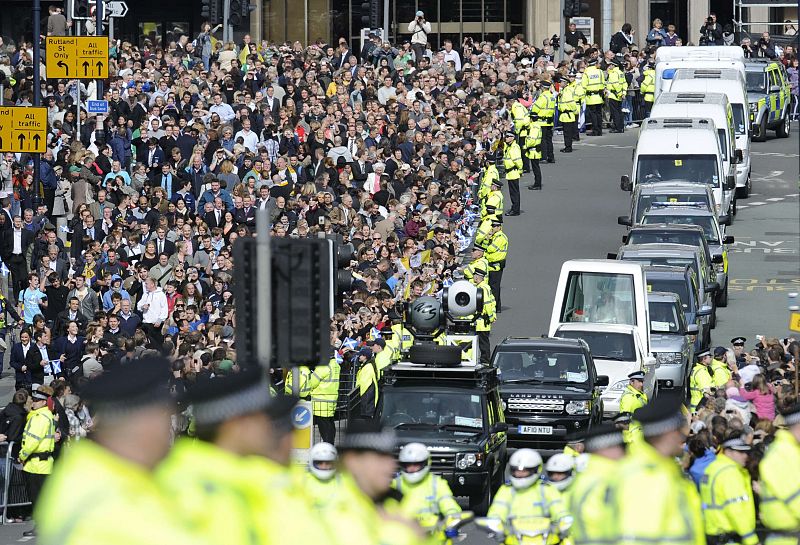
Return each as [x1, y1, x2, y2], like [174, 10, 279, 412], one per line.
[507, 448, 543, 490]
[544, 453, 575, 491]
[308, 442, 338, 481]
[398, 442, 431, 484]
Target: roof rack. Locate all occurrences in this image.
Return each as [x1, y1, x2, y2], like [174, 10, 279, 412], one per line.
[649, 201, 706, 208]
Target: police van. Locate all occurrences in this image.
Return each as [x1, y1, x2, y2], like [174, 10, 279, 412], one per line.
[669, 68, 752, 198]
[649, 93, 739, 217]
[621, 118, 736, 220]
[745, 59, 792, 141]
[654, 46, 745, 100]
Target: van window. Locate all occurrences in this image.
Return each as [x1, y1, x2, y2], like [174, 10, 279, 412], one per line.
[641, 214, 720, 244]
[635, 193, 712, 223]
[648, 301, 683, 333]
[646, 279, 692, 311]
[716, 129, 728, 161]
[732, 104, 746, 136]
[746, 71, 766, 93]
[559, 272, 636, 325]
[768, 69, 781, 90]
[636, 154, 720, 186]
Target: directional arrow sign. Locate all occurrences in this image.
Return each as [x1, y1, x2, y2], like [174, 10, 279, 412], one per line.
[105, 1, 129, 17]
[46, 37, 109, 80]
[0, 107, 48, 153]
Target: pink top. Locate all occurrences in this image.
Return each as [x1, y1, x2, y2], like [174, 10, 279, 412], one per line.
[738, 385, 775, 421]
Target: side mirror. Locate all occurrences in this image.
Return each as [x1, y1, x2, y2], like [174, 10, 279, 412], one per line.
[707, 282, 720, 293]
[491, 422, 508, 434]
[712, 254, 724, 264]
[607, 252, 618, 259]
[718, 215, 731, 226]
[735, 149, 743, 163]
[645, 356, 658, 368]
[686, 324, 699, 335]
[617, 215, 632, 227]
[596, 375, 610, 387]
[620, 175, 632, 192]
[723, 235, 735, 244]
[622, 235, 629, 244]
[769, 84, 781, 92]
[697, 305, 713, 317]
[726, 175, 736, 191]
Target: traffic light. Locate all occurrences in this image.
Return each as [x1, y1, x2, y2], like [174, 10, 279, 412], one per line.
[72, 0, 92, 19]
[563, 0, 589, 17]
[360, 2, 371, 28]
[201, 0, 222, 22]
[233, 237, 259, 366]
[227, 0, 254, 29]
[359, 0, 380, 29]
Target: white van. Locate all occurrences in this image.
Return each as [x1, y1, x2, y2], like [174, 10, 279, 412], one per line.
[670, 68, 752, 198]
[649, 92, 739, 217]
[654, 46, 745, 100]
[620, 118, 736, 219]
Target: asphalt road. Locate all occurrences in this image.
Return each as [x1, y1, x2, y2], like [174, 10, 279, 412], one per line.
[491, 121, 800, 349]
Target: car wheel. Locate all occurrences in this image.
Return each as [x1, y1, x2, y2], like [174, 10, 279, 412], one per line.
[717, 281, 729, 308]
[776, 112, 790, 138]
[471, 486, 492, 516]
[737, 172, 751, 199]
[754, 115, 767, 142]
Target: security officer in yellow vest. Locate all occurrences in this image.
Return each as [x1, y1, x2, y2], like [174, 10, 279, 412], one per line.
[469, 266, 497, 364]
[710, 346, 732, 387]
[558, 73, 580, 153]
[641, 60, 656, 117]
[502, 131, 523, 216]
[619, 370, 648, 440]
[355, 347, 380, 419]
[699, 433, 758, 545]
[582, 57, 605, 136]
[524, 113, 543, 191]
[606, 58, 628, 133]
[532, 80, 557, 163]
[463, 241, 490, 281]
[393, 442, 461, 543]
[486, 217, 508, 312]
[479, 153, 502, 211]
[758, 403, 800, 545]
[483, 177, 504, 220]
[36, 356, 206, 545]
[312, 357, 342, 444]
[689, 350, 715, 411]
[368, 338, 393, 375]
[19, 384, 56, 538]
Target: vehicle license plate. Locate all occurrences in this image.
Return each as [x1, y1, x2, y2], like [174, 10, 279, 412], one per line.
[518, 425, 553, 435]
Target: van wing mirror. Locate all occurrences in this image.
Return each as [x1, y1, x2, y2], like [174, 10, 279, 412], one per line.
[491, 422, 508, 434]
[617, 215, 632, 227]
[723, 235, 735, 244]
[620, 175, 632, 192]
[596, 375, 610, 387]
[607, 252, 618, 259]
[697, 305, 713, 317]
[718, 215, 731, 226]
[622, 235, 629, 244]
[686, 324, 699, 335]
[707, 282, 720, 293]
[769, 84, 781, 92]
[726, 175, 736, 191]
[712, 253, 724, 264]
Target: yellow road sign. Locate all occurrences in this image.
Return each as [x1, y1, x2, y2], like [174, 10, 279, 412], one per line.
[790, 312, 800, 333]
[46, 36, 109, 79]
[0, 107, 48, 153]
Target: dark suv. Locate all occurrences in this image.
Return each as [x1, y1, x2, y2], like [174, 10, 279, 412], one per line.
[378, 363, 508, 514]
[490, 337, 607, 456]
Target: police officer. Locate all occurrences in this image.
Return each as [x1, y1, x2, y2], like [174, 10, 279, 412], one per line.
[689, 350, 715, 411]
[544, 453, 576, 493]
[483, 178, 504, 219]
[525, 113, 543, 191]
[463, 242, 490, 281]
[582, 58, 605, 136]
[758, 403, 800, 545]
[19, 384, 56, 538]
[502, 131, 523, 216]
[485, 217, 508, 312]
[614, 412, 635, 443]
[641, 60, 656, 117]
[478, 152, 501, 206]
[559, 73, 580, 153]
[730, 337, 748, 367]
[369, 338, 393, 375]
[531, 80, 556, 163]
[487, 448, 572, 544]
[468, 266, 496, 364]
[568, 423, 626, 545]
[305, 442, 344, 508]
[619, 370, 648, 441]
[355, 347, 380, 419]
[606, 58, 628, 133]
[393, 442, 461, 541]
[311, 355, 342, 444]
[608, 392, 704, 545]
[36, 356, 203, 545]
[710, 346, 732, 387]
[700, 433, 758, 545]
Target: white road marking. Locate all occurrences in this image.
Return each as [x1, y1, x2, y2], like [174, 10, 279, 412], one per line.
[748, 202, 766, 206]
[751, 152, 799, 158]
[767, 197, 785, 201]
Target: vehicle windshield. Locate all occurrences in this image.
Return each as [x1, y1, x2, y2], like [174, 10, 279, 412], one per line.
[635, 155, 720, 186]
[559, 272, 636, 325]
[648, 301, 684, 334]
[622, 256, 700, 286]
[732, 104, 746, 136]
[647, 278, 692, 310]
[557, 331, 636, 361]
[635, 195, 712, 223]
[642, 214, 719, 243]
[381, 390, 484, 430]
[746, 71, 766, 93]
[494, 350, 589, 383]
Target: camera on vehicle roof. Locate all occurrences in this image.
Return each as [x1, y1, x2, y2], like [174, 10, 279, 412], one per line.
[443, 280, 483, 319]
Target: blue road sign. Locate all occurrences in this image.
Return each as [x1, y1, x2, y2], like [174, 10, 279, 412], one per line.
[87, 100, 109, 114]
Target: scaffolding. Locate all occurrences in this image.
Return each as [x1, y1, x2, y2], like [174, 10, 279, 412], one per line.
[733, 0, 798, 37]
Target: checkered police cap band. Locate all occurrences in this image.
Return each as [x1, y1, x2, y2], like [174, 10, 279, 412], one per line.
[642, 413, 686, 438]
[192, 381, 271, 426]
[783, 408, 800, 426]
[585, 431, 625, 452]
[339, 429, 397, 455]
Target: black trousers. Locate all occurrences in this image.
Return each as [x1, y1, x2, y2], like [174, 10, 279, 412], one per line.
[609, 99, 624, 131]
[562, 121, 577, 150]
[7, 254, 27, 304]
[528, 160, 542, 188]
[507, 178, 520, 213]
[24, 471, 47, 512]
[478, 331, 491, 364]
[518, 136, 531, 172]
[42, 188, 56, 221]
[644, 101, 653, 118]
[488, 268, 504, 311]
[316, 416, 336, 444]
[142, 322, 164, 349]
[412, 43, 426, 67]
[587, 103, 604, 135]
[541, 125, 554, 161]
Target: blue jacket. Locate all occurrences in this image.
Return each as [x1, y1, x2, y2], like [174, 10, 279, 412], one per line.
[39, 159, 59, 190]
[688, 449, 716, 487]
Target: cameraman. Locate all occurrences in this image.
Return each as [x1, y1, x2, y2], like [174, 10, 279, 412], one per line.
[756, 32, 777, 59]
[407, 10, 431, 67]
[741, 37, 755, 58]
[699, 13, 723, 46]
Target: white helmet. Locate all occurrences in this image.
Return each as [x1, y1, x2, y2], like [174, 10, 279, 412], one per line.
[399, 442, 431, 484]
[507, 449, 543, 490]
[545, 453, 575, 491]
[308, 442, 338, 481]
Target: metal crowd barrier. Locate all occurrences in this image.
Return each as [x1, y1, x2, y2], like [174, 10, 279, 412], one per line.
[0, 441, 32, 524]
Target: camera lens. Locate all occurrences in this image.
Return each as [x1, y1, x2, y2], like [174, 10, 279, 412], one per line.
[455, 292, 471, 307]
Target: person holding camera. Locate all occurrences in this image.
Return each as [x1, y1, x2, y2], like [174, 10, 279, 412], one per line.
[756, 32, 777, 59]
[408, 11, 431, 67]
[699, 14, 723, 46]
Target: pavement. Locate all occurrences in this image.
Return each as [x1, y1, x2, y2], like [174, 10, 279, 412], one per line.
[491, 121, 800, 348]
